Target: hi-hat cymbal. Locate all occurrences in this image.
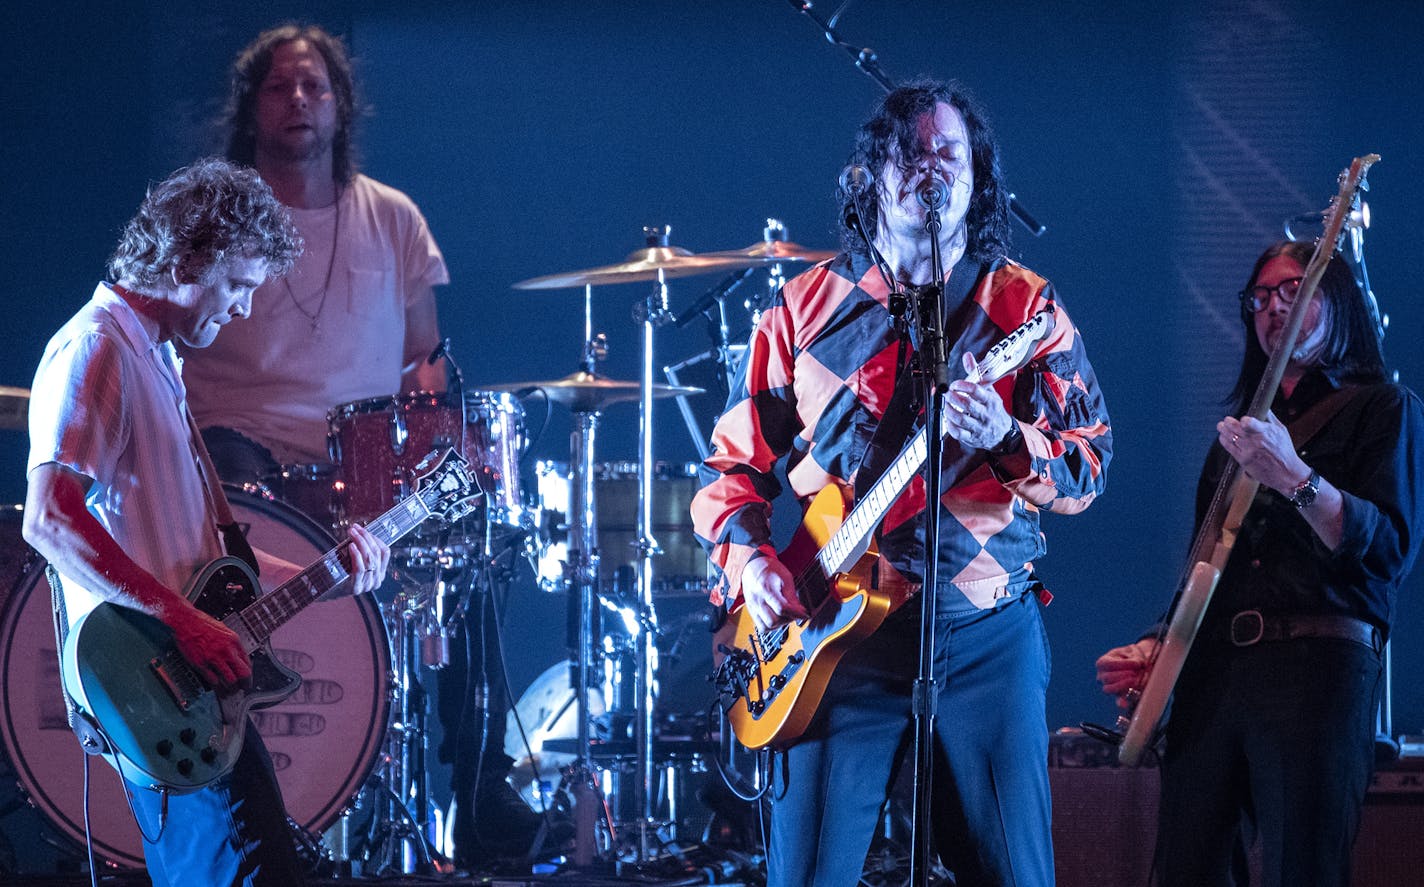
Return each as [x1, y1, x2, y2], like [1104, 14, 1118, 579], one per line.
[512, 245, 768, 291]
[482, 371, 703, 412]
[704, 240, 837, 263]
[0, 386, 29, 430]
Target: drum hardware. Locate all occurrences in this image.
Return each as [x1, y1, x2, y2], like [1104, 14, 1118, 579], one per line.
[0, 386, 28, 431]
[703, 218, 837, 327]
[510, 223, 744, 865]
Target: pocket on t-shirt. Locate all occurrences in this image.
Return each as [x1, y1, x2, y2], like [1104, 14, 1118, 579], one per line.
[346, 267, 396, 315]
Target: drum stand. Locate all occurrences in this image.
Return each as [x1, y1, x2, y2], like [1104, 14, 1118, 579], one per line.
[361, 576, 446, 876]
[631, 227, 672, 863]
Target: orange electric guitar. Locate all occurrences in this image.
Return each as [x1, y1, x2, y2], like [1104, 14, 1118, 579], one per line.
[716, 307, 1055, 749]
[1114, 154, 1380, 766]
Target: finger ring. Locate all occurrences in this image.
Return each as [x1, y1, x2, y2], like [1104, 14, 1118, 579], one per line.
[1232, 435, 1239, 445]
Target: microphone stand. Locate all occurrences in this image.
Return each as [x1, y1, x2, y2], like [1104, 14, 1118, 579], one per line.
[909, 200, 949, 887]
[784, 0, 1047, 237]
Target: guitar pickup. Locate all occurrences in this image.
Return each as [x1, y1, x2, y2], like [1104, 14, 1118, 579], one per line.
[150, 650, 204, 710]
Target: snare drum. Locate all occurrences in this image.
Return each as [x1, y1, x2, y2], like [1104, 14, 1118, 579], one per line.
[328, 390, 524, 529]
[0, 491, 391, 869]
[532, 460, 709, 594]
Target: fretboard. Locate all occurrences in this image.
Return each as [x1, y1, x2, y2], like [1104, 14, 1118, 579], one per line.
[238, 493, 433, 643]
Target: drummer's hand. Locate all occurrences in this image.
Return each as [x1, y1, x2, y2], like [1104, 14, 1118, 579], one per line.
[740, 555, 807, 634]
[343, 524, 391, 595]
[1095, 638, 1160, 709]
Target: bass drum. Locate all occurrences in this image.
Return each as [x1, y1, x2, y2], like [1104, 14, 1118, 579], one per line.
[0, 490, 391, 869]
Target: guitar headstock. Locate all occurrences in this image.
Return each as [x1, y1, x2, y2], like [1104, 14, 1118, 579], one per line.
[976, 305, 1057, 385]
[411, 448, 482, 525]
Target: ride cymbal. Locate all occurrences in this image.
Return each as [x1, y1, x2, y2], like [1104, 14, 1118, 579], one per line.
[512, 245, 769, 291]
[481, 371, 702, 412]
[703, 240, 836, 263]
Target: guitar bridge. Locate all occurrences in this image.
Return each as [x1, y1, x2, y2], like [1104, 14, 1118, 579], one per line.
[150, 650, 204, 711]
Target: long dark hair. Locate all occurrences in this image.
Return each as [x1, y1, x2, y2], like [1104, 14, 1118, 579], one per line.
[223, 24, 360, 184]
[836, 79, 1011, 264]
[1227, 240, 1386, 412]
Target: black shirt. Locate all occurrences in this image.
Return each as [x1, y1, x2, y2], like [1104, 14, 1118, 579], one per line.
[1195, 371, 1424, 640]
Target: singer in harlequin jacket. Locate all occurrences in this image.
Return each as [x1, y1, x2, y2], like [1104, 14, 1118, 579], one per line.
[690, 80, 1112, 887]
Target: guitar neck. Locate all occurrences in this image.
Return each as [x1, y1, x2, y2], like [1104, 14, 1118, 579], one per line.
[815, 306, 1055, 581]
[818, 423, 930, 578]
[238, 494, 433, 643]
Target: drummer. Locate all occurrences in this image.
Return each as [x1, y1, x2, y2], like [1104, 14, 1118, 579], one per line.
[180, 23, 553, 870]
[180, 23, 448, 485]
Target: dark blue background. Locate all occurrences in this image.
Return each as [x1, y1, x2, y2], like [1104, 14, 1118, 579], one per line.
[3, 0, 1422, 738]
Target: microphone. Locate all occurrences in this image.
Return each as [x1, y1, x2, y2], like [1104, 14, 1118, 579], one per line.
[839, 164, 874, 197]
[426, 337, 450, 365]
[915, 174, 948, 211]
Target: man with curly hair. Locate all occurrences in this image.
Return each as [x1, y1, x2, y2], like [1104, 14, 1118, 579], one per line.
[25, 158, 391, 886]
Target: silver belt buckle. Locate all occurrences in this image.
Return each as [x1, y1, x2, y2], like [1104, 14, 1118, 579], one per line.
[1230, 609, 1264, 647]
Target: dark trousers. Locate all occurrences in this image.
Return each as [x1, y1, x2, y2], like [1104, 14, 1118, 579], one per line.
[767, 588, 1054, 887]
[1158, 637, 1382, 887]
[128, 720, 305, 886]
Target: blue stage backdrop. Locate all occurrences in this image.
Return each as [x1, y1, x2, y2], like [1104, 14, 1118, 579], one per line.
[2, 0, 1421, 741]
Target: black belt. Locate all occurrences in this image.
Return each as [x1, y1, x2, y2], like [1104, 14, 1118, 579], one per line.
[1225, 609, 1382, 654]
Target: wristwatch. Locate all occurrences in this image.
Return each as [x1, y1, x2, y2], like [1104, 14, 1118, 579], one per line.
[1287, 469, 1320, 508]
[990, 421, 1023, 457]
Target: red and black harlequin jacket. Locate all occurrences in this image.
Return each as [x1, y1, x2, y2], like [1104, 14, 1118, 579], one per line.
[690, 251, 1112, 613]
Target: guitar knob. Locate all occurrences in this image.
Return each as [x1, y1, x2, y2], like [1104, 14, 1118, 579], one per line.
[179, 727, 197, 746]
[176, 759, 194, 776]
[769, 675, 786, 690]
[156, 739, 174, 757]
[788, 651, 805, 665]
[200, 747, 218, 765]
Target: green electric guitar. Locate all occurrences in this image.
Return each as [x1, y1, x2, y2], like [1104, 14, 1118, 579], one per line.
[60, 448, 479, 792]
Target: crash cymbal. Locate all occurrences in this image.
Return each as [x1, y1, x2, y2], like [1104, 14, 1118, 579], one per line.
[0, 386, 28, 430]
[512, 245, 767, 291]
[482, 371, 703, 412]
[704, 240, 837, 263]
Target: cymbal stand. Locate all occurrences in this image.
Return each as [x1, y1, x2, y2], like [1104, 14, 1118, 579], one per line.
[364, 576, 443, 875]
[564, 281, 608, 866]
[631, 225, 672, 862]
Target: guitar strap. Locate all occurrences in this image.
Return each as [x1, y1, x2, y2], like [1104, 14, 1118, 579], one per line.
[184, 407, 260, 575]
[852, 260, 990, 501]
[1286, 383, 1360, 451]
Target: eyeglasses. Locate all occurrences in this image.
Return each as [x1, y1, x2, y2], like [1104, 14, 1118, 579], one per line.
[1239, 277, 1305, 313]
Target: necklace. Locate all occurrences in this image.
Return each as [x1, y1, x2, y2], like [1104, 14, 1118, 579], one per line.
[282, 187, 342, 332]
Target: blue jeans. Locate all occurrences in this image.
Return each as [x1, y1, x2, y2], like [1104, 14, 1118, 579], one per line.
[767, 585, 1054, 887]
[127, 720, 305, 886]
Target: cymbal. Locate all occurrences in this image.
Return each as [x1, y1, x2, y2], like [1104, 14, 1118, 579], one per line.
[0, 386, 29, 430]
[512, 245, 768, 290]
[704, 240, 837, 263]
[481, 371, 703, 412]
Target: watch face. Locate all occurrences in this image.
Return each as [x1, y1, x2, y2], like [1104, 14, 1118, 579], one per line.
[1290, 471, 1320, 508]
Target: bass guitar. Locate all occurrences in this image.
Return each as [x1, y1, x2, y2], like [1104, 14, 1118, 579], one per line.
[1114, 154, 1380, 766]
[60, 447, 480, 792]
[716, 307, 1056, 749]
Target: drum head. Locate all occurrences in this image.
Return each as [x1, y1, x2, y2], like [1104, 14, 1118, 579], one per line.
[0, 490, 390, 869]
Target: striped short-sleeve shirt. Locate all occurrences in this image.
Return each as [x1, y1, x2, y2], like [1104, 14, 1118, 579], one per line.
[28, 284, 223, 626]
